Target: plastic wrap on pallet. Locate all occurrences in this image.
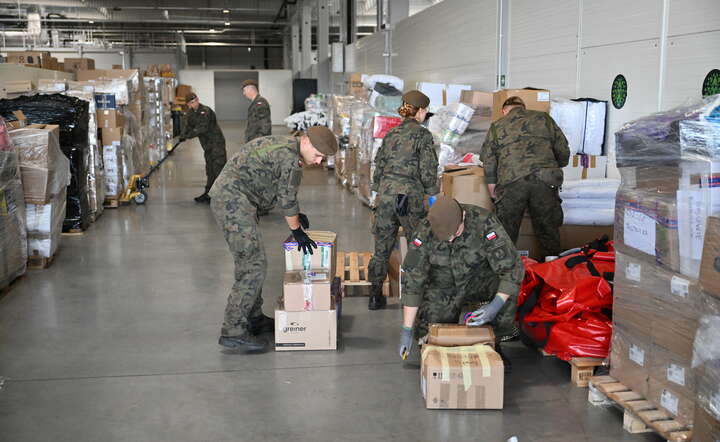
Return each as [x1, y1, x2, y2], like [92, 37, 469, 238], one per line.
[550, 98, 607, 156]
[329, 95, 356, 138]
[38, 79, 66, 93]
[373, 95, 403, 114]
[429, 103, 475, 172]
[9, 125, 70, 204]
[0, 94, 91, 232]
[361, 74, 403, 93]
[304, 94, 329, 114]
[284, 110, 327, 132]
[65, 85, 105, 220]
[26, 187, 66, 259]
[692, 294, 720, 422]
[0, 117, 28, 289]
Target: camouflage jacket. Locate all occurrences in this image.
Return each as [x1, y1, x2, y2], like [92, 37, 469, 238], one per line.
[480, 108, 569, 187]
[209, 135, 302, 216]
[371, 118, 439, 196]
[401, 204, 524, 308]
[245, 95, 272, 142]
[181, 104, 226, 149]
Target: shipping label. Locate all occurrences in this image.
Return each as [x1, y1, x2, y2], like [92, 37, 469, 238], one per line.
[660, 390, 679, 416]
[670, 276, 690, 298]
[625, 262, 642, 282]
[629, 344, 645, 366]
[624, 208, 656, 256]
[667, 364, 686, 386]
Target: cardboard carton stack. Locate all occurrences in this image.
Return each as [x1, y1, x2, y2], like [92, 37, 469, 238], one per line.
[5, 51, 58, 70]
[356, 114, 402, 208]
[63, 58, 95, 74]
[609, 96, 720, 427]
[421, 324, 503, 409]
[0, 117, 27, 289]
[9, 124, 70, 260]
[143, 76, 176, 166]
[276, 231, 339, 351]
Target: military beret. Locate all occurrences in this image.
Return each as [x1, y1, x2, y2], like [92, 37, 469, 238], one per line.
[242, 79, 259, 89]
[185, 92, 198, 103]
[307, 126, 338, 156]
[403, 90, 430, 109]
[428, 196, 463, 241]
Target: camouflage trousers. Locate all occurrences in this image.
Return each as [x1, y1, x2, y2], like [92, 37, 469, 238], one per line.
[203, 144, 227, 194]
[367, 192, 426, 284]
[210, 194, 266, 338]
[495, 174, 564, 259]
[415, 275, 517, 343]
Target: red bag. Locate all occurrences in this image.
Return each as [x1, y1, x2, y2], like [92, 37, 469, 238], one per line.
[372, 116, 402, 139]
[517, 237, 614, 361]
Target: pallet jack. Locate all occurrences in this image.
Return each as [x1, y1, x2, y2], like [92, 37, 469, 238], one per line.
[120, 137, 182, 205]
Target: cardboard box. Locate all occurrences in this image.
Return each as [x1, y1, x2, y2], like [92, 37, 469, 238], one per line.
[647, 377, 695, 426]
[347, 73, 364, 97]
[610, 326, 651, 397]
[492, 88, 551, 122]
[101, 127, 123, 146]
[421, 344, 504, 409]
[64, 58, 95, 72]
[283, 270, 332, 311]
[563, 155, 608, 180]
[283, 231, 337, 272]
[619, 166, 680, 192]
[6, 51, 51, 68]
[9, 124, 62, 204]
[560, 224, 614, 251]
[700, 216, 720, 298]
[96, 109, 125, 129]
[95, 93, 117, 110]
[427, 324, 495, 348]
[6, 110, 27, 129]
[4, 80, 33, 94]
[649, 345, 695, 394]
[693, 406, 720, 442]
[274, 300, 337, 351]
[441, 166, 493, 210]
[460, 90, 493, 131]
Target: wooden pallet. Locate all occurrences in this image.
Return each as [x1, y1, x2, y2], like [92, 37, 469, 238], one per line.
[27, 253, 54, 270]
[335, 252, 390, 297]
[103, 197, 120, 209]
[61, 229, 84, 236]
[588, 376, 692, 441]
[538, 349, 604, 387]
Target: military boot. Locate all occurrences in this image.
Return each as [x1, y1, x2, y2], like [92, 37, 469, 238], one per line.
[218, 333, 268, 353]
[194, 193, 211, 203]
[250, 315, 275, 335]
[368, 282, 386, 310]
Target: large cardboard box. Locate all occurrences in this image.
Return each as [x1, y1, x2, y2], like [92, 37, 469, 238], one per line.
[101, 127, 123, 146]
[283, 270, 332, 311]
[426, 324, 495, 348]
[693, 406, 720, 442]
[647, 377, 695, 426]
[6, 51, 51, 68]
[618, 166, 679, 192]
[347, 73, 364, 97]
[560, 224, 614, 250]
[700, 216, 720, 298]
[283, 231, 337, 273]
[64, 57, 95, 72]
[649, 345, 695, 397]
[97, 109, 125, 129]
[274, 300, 337, 351]
[441, 166, 493, 210]
[492, 88, 550, 122]
[9, 124, 63, 204]
[563, 155, 608, 180]
[421, 344, 504, 409]
[609, 326, 651, 397]
[460, 90, 493, 131]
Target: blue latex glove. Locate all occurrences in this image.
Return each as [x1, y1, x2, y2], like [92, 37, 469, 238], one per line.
[398, 326, 414, 359]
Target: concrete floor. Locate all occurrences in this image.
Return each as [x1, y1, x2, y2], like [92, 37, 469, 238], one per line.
[0, 122, 662, 442]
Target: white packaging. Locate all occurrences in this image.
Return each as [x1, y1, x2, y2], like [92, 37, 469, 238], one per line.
[550, 99, 607, 156]
[563, 208, 615, 226]
[562, 198, 615, 210]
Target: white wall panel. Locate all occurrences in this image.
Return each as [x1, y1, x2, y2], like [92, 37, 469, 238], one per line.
[351, 32, 385, 75]
[178, 70, 216, 110]
[578, 39, 661, 178]
[668, 0, 720, 37]
[392, 0, 497, 90]
[507, 0, 578, 98]
[258, 70, 293, 124]
[582, 0, 662, 48]
[663, 31, 720, 108]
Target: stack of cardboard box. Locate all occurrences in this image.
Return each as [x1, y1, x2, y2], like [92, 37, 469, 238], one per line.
[5, 51, 61, 71]
[421, 325, 504, 409]
[275, 231, 339, 351]
[0, 118, 27, 289]
[63, 58, 95, 74]
[609, 99, 720, 428]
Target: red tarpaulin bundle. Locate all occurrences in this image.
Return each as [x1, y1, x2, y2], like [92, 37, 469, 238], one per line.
[517, 237, 615, 361]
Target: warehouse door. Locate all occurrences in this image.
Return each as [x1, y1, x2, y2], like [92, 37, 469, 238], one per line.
[214, 71, 259, 121]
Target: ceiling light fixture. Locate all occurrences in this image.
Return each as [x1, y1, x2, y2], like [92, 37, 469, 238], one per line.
[88, 20, 94, 24]
[247, 47, 251, 52]
[225, 21, 230, 26]
[222, 9, 230, 14]
[209, 28, 215, 32]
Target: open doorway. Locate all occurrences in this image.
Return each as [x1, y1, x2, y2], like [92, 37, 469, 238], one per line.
[213, 71, 259, 121]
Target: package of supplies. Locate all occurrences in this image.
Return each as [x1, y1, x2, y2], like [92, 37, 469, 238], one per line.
[37, 79, 66, 93]
[609, 326, 652, 397]
[550, 99, 607, 156]
[492, 88, 550, 122]
[426, 324, 495, 348]
[283, 270, 332, 311]
[371, 115, 402, 139]
[275, 299, 337, 351]
[421, 344, 503, 409]
[700, 216, 720, 298]
[283, 231, 337, 272]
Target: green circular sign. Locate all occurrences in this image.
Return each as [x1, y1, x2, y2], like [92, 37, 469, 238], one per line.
[611, 74, 628, 109]
[702, 69, 720, 97]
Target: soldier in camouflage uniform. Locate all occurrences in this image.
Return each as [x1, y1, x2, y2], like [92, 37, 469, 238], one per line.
[480, 96, 570, 258]
[242, 79, 272, 143]
[180, 92, 228, 203]
[398, 196, 524, 370]
[209, 127, 338, 352]
[366, 90, 439, 311]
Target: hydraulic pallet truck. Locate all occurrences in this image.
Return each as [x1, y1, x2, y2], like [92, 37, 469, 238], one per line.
[120, 137, 182, 205]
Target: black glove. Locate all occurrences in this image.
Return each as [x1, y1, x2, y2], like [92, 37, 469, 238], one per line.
[298, 213, 310, 230]
[291, 228, 317, 255]
[395, 194, 409, 217]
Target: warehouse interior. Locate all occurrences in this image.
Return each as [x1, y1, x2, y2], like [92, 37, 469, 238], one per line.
[1, 1, 720, 441]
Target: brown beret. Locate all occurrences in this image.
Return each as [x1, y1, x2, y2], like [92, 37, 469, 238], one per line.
[428, 196, 463, 241]
[185, 92, 198, 103]
[307, 126, 338, 156]
[403, 90, 430, 109]
[242, 79, 258, 89]
[502, 96, 526, 109]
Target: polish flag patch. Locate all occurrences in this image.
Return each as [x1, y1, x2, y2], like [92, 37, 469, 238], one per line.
[413, 238, 423, 247]
[486, 232, 497, 241]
